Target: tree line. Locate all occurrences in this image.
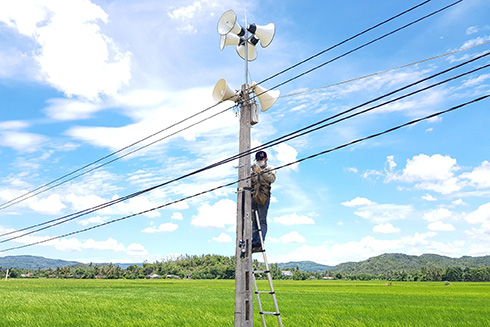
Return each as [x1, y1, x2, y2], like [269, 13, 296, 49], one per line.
[1, 254, 489, 282]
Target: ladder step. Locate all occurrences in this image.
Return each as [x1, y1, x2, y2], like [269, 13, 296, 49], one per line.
[255, 290, 275, 294]
[260, 311, 281, 316]
[252, 270, 270, 274]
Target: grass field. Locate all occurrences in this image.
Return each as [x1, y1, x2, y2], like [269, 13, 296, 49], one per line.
[0, 279, 489, 326]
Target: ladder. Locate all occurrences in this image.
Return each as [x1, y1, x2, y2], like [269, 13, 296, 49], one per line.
[252, 210, 283, 327]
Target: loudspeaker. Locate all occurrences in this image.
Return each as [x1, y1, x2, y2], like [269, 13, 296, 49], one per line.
[212, 78, 239, 103]
[251, 82, 280, 112]
[236, 36, 258, 61]
[217, 10, 245, 36]
[247, 23, 275, 48]
[220, 33, 241, 50]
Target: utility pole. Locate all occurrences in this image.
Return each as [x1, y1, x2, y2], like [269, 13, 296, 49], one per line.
[214, 9, 277, 326]
[234, 84, 253, 326]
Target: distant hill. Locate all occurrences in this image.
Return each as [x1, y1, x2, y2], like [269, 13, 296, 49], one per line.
[3, 253, 489, 274]
[330, 253, 490, 275]
[277, 261, 332, 273]
[0, 255, 80, 270]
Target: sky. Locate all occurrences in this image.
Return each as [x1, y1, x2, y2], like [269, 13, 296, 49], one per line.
[1, 0, 490, 266]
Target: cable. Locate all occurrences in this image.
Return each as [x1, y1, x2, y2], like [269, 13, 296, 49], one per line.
[2, 92, 488, 253]
[257, 0, 433, 86]
[263, 0, 464, 93]
[2, 51, 488, 242]
[0, 0, 439, 210]
[279, 41, 490, 100]
[0, 0, 455, 211]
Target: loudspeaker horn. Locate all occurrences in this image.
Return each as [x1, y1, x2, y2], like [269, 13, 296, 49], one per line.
[251, 82, 280, 112]
[212, 78, 239, 103]
[247, 23, 275, 48]
[217, 10, 245, 36]
[236, 36, 258, 61]
[220, 33, 241, 50]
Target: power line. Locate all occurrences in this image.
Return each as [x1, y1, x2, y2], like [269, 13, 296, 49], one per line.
[2, 52, 488, 242]
[2, 92, 488, 253]
[263, 0, 464, 93]
[256, 0, 433, 86]
[0, 0, 441, 211]
[279, 41, 490, 100]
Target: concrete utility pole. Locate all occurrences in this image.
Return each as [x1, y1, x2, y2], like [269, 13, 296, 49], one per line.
[234, 85, 253, 326]
[214, 9, 277, 326]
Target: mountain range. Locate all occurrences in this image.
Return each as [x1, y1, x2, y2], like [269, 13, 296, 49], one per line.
[1, 253, 489, 273]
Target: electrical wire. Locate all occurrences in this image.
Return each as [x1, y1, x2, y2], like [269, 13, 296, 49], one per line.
[256, 0, 433, 86]
[2, 92, 488, 253]
[2, 51, 488, 242]
[279, 40, 490, 100]
[0, 0, 441, 211]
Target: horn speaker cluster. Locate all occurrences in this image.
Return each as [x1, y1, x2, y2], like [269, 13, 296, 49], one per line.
[217, 9, 275, 61]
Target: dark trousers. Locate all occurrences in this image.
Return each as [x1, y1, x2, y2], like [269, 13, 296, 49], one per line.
[252, 196, 270, 246]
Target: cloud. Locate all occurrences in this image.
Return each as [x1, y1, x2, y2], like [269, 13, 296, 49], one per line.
[0, 131, 48, 153]
[0, 0, 132, 99]
[171, 212, 183, 220]
[460, 161, 490, 189]
[78, 216, 109, 226]
[273, 143, 298, 170]
[341, 197, 375, 207]
[141, 222, 179, 233]
[279, 231, 306, 243]
[423, 208, 453, 223]
[400, 154, 458, 182]
[29, 194, 66, 215]
[273, 212, 315, 225]
[422, 194, 437, 201]
[191, 198, 236, 229]
[43, 98, 103, 121]
[428, 221, 456, 232]
[387, 154, 462, 194]
[373, 223, 400, 234]
[212, 233, 232, 243]
[353, 203, 413, 224]
[465, 202, 490, 224]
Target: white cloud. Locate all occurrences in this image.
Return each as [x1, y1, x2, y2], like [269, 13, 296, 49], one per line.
[373, 223, 400, 234]
[387, 154, 462, 194]
[465, 202, 490, 224]
[212, 233, 232, 243]
[466, 26, 478, 35]
[400, 154, 458, 182]
[422, 194, 437, 201]
[126, 243, 149, 257]
[341, 197, 375, 207]
[191, 198, 236, 229]
[0, 0, 132, 99]
[43, 98, 103, 121]
[78, 216, 109, 226]
[273, 212, 315, 225]
[0, 131, 48, 153]
[423, 208, 453, 223]
[428, 221, 456, 232]
[28, 194, 66, 215]
[171, 212, 183, 220]
[141, 222, 179, 233]
[273, 231, 306, 244]
[273, 143, 298, 170]
[460, 161, 490, 189]
[353, 203, 413, 224]
[386, 155, 396, 171]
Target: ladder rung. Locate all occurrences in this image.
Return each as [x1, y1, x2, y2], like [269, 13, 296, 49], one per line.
[255, 290, 275, 294]
[260, 311, 281, 316]
[252, 270, 270, 274]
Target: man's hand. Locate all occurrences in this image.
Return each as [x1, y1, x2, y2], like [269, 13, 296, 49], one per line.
[252, 164, 262, 174]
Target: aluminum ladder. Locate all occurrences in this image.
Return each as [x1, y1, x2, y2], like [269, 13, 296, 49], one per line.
[252, 210, 283, 327]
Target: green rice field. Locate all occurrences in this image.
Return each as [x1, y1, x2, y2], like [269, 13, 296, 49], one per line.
[0, 279, 489, 326]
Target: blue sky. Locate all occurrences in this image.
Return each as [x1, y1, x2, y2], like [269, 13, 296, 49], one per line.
[1, 0, 490, 265]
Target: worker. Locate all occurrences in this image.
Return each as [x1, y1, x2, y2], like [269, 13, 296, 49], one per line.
[251, 150, 276, 252]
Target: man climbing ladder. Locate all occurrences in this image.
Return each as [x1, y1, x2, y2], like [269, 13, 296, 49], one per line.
[251, 151, 276, 253]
